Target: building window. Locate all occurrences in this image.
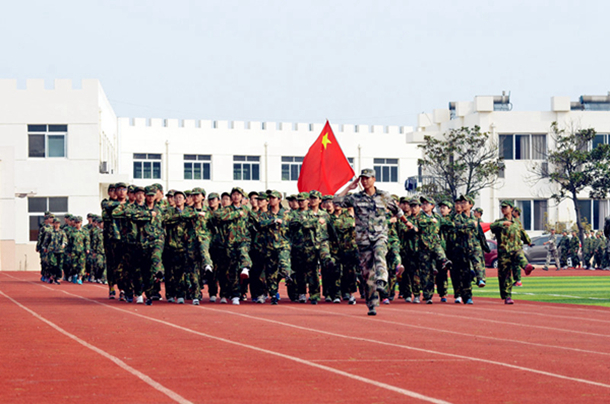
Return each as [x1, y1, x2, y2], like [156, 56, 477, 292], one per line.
[28, 197, 68, 241]
[499, 134, 546, 160]
[507, 199, 547, 231]
[281, 156, 303, 181]
[347, 157, 355, 169]
[184, 154, 211, 180]
[577, 199, 609, 230]
[373, 158, 398, 183]
[28, 124, 67, 158]
[233, 155, 260, 181]
[592, 134, 609, 150]
[133, 153, 162, 179]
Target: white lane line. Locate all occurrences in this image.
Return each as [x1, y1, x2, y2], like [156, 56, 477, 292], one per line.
[452, 305, 610, 324]
[194, 306, 610, 390]
[283, 305, 610, 357]
[311, 359, 467, 362]
[8, 279, 453, 404]
[0, 289, 193, 404]
[395, 308, 610, 338]
[475, 289, 610, 301]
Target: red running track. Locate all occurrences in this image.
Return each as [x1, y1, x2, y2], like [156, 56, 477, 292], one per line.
[1, 271, 609, 404]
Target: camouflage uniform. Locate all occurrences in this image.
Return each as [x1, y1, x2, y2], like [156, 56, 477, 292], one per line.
[543, 232, 561, 270]
[414, 209, 448, 302]
[473, 216, 490, 284]
[83, 219, 94, 280]
[289, 206, 334, 302]
[558, 235, 570, 268]
[43, 226, 68, 281]
[333, 210, 359, 299]
[593, 233, 604, 269]
[259, 205, 293, 301]
[164, 204, 200, 301]
[36, 218, 52, 279]
[112, 201, 141, 299]
[217, 203, 252, 299]
[207, 202, 225, 299]
[68, 226, 90, 280]
[490, 212, 522, 300]
[511, 217, 531, 283]
[568, 234, 581, 268]
[101, 197, 121, 292]
[248, 206, 268, 300]
[89, 221, 106, 281]
[333, 187, 404, 310]
[286, 208, 302, 301]
[398, 215, 420, 300]
[382, 213, 402, 301]
[451, 211, 478, 301]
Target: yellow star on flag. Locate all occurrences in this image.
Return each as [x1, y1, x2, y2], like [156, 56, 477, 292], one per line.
[322, 133, 332, 149]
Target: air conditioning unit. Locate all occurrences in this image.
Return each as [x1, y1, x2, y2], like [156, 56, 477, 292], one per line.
[99, 161, 109, 174]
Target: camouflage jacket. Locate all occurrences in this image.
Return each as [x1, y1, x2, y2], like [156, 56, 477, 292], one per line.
[490, 217, 522, 254]
[475, 217, 491, 253]
[89, 227, 105, 255]
[333, 188, 403, 247]
[546, 232, 559, 250]
[101, 198, 121, 239]
[289, 208, 330, 249]
[414, 211, 442, 251]
[569, 236, 580, 254]
[216, 204, 251, 245]
[398, 215, 419, 254]
[111, 202, 139, 244]
[36, 223, 52, 252]
[68, 228, 90, 254]
[332, 210, 357, 253]
[127, 203, 164, 248]
[208, 207, 226, 248]
[163, 206, 197, 251]
[514, 217, 532, 245]
[43, 228, 68, 253]
[258, 207, 291, 250]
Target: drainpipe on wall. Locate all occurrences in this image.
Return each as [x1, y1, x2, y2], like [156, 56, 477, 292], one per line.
[357, 144, 362, 173]
[165, 140, 169, 191]
[264, 142, 268, 189]
[490, 122, 497, 218]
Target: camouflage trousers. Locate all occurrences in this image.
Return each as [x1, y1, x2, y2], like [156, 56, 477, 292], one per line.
[70, 251, 86, 278]
[48, 252, 64, 279]
[560, 250, 569, 268]
[104, 237, 119, 290]
[569, 251, 580, 268]
[116, 243, 139, 297]
[85, 252, 93, 278]
[265, 247, 292, 298]
[498, 250, 520, 299]
[381, 242, 401, 300]
[544, 248, 561, 270]
[593, 251, 604, 269]
[249, 249, 267, 299]
[287, 249, 300, 302]
[39, 251, 50, 278]
[293, 247, 324, 302]
[226, 242, 252, 299]
[166, 248, 200, 300]
[450, 252, 473, 301]
[338, 248, 359, 297]
[435, 260, 449, 298]
[91, 252, 106, 281]
[62, 252, 72, 280]
[511, 250, 529, 282]
[417, 244, 446, 301]
[471, 247, 486, 284]
[399, 250, 420, 299]
[140, 245, 162, 298]
[357, 239, 388, 309]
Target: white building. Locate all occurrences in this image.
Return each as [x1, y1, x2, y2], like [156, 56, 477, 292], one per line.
[409, 92, 610, 235]
[1, 79, 609, 270]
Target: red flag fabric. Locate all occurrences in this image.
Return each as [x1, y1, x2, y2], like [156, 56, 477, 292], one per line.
[297, 121, 355, 195]
[480, 222, 491, 233]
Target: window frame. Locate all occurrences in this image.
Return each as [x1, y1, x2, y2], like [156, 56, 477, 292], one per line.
[28, 197, 69, 242]
[233, 155, 261, 181]
[373, 158, 399, 183]
[499, 133, 547, 161]
[133, 153, 162, 180]
[183, 154, 211, 180]
[28, 124, 67, 158]
[281, 156, 303, 181]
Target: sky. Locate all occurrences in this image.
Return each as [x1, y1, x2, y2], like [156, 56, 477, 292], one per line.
[2, 0, 610, 127]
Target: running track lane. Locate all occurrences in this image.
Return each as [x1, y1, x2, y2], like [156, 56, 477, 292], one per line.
[1, 272, 609, 404]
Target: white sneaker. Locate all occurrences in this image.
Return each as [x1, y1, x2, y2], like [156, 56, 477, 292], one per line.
[177, 297, 185, 304]
[193, 299, 200, 305]
[205, 265, 213, 272]
[455, 297, 463, 304]
[256, 295, 266, 304]
[298, 294, 307, 303]
[333, 298, 341, 304]
[413, 296, 421, 304]
[240, 268, 250, 280]
[348, 296, 356, 305]
[136, 295, 144, 304]
[220, 297, 227, 304]
[232, 297, 240, 305]
[167, 297, 175, 303]
[209, 296, 217, 303]
[405, 297, 412, 303]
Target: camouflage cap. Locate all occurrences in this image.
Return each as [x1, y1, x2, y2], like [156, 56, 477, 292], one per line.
[296, 192, 309, 201]
[321, 195, 334, 202]
[115, 182, 127, 189]
[107, 183, 116, 190]
[474, 207, 483, 214]
[74, 216, 83, 223]
[309, 190, 322, 199]
[465, 195, 475, 205]
[86, 213, 93, 218]
[191, 187, 206, 196]
[127, 185, 136, 193]
[184, 190, 192, 196]
[359, 168, 375, 178]
[52, 218, 60, 224]
[134, 186, 145, 193]
[174, 190, 186, 198]
[208, 192, 220, 200]
[439, 200, 453, 209]
[64, 213, 72, 219]
[420, 195, 436, 205]
[455, 194, 467, 202]
[46, 213, 56, 220]
[501, 200, 514, 208]
[231, 187, 246, 197]
[153, 183, 163, 192]
[269, 190, 282, 199]
[409, 198, 421, 206]
[221, 191, 230, 198]
[165, 189, 176, 197]
[256, 193, 269, 201]
[399, 196, 410, 204]
[513, 206, 521, 214]
[248, 191, 259, 198]
[145, 185, 157, 196]
[391, 194, 399, 202]
[286, 194, 297, 201]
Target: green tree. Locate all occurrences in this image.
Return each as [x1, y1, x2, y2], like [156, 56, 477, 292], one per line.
[417, 126, 505, 202]
[530, 122, 610, 246]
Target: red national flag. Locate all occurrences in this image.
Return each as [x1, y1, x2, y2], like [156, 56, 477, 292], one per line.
[297, 120, 355, 195]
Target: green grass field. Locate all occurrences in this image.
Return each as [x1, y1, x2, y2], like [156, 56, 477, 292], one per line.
[465, 276, 610, 307]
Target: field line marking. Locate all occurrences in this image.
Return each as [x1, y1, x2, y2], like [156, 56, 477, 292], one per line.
[2, 277, 453, 404]
[0, 289, 194, 404]
[448, 305, 610, 324]
[282, 305, 610, 357]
